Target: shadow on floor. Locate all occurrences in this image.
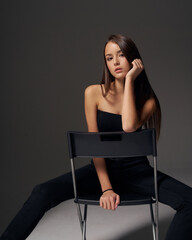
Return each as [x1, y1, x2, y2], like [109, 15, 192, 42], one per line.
[116, 217, 172, 240]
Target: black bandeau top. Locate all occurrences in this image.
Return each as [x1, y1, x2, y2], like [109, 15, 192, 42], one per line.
[97, 109, 141, 132]
[97, 109, 122, 132]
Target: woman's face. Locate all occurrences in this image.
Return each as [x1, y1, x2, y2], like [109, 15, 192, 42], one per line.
[105, 41, 131, 80]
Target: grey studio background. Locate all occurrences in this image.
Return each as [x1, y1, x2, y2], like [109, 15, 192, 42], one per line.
[0, 0, 192, 239]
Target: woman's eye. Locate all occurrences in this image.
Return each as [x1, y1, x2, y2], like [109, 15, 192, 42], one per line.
[106, 57, 113, 61]
[119, 53, 124, 57]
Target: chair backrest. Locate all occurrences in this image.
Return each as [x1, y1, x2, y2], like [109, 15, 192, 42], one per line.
[67, 128, 157, 159]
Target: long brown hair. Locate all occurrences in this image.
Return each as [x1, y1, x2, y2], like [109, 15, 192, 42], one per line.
[101, 34, 161, 140]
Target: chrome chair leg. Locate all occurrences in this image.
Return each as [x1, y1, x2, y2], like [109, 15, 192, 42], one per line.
[76, 203, 88, 240]
[150, 203, 156, 240]
[155, 201, 159, 240]
[149, 202, 159, 240]
[76, 203, 83, 234]
[82, 205, 88, 240]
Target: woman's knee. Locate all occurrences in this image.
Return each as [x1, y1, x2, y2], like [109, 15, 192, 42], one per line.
[24, 183, 53, 210]
[29, 180, 73, 207]
[32, 183, 50, 197]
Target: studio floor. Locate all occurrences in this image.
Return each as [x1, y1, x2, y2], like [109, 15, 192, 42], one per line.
[26, 168, 192, 240]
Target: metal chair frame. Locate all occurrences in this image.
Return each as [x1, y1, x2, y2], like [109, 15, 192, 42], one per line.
[67, 129, 159, 240]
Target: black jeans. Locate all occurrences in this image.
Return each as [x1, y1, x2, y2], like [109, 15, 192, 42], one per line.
[1, 157, 192, 240]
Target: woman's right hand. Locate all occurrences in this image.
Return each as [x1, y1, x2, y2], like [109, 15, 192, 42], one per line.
[100, 190, 120, 210]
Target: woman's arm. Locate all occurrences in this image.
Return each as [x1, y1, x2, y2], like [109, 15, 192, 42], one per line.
[122, 59, 156, 132]
[84, 85, 120, 210]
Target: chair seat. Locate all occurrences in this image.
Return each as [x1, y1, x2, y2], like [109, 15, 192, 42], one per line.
[74, 192, 156, 206]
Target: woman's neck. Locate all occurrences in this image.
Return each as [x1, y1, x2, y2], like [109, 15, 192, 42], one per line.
[111, 78, 125, 95]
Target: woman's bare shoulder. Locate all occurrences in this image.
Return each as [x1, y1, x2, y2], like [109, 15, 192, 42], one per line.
[84, 84, 102, 100]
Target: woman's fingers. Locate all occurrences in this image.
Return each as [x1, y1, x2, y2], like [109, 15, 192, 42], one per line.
[132, 59, 139, 68]
[126, 58, 144, 81]
[132, 59, 144, 69]
[110, 196, 115, 210]
[115, 194, 120, 208]
[100, 197, 107, 209]
[100, 198, 102, 207]
[106, 198, 111, 210]
[100, 192, 120, 210]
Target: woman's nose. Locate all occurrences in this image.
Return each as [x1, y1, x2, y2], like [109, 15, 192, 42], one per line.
[114, 57, 120, 65]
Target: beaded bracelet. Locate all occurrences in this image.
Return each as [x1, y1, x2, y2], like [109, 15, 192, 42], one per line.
[102, 188, 113, 194]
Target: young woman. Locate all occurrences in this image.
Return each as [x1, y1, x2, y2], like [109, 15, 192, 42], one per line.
[1, 34, 192, 240]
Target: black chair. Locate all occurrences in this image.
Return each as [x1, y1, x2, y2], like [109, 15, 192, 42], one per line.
[67, 128, 159, 240]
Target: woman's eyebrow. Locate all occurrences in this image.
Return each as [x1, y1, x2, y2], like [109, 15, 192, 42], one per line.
[105, 50, 122, 57]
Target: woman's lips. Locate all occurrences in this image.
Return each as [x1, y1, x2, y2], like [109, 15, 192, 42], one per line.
[115, 68, 123, 73]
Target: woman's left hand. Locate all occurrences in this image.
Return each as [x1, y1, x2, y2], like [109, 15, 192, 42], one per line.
[126, 58, 144, 81]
